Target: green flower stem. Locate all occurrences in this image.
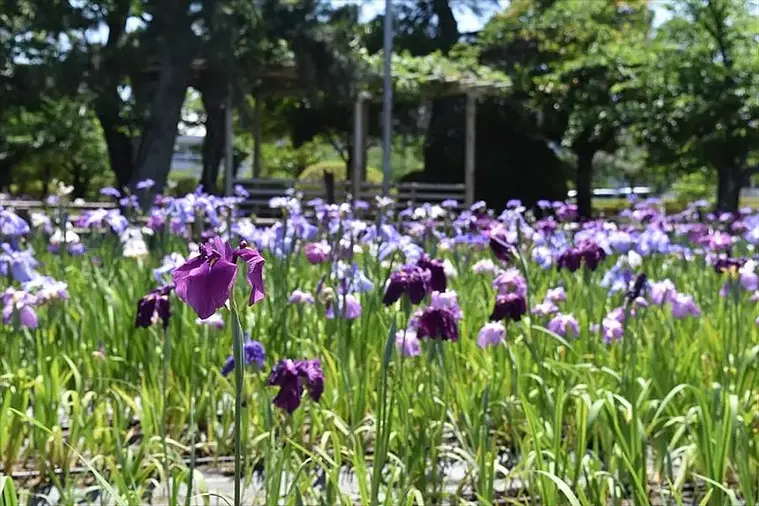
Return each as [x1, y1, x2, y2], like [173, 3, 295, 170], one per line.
[230, 297, 245, 506]
[161, 326, 171, 502]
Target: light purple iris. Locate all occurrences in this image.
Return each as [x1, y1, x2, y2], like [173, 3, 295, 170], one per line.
[100, 187, 121, 198]
[2, 287, 39, 329]
[326, 294, 361, 319]
[547, 313, 579, 338]
[649, 279, 676, 305]
[532, 301, 558, 317]
[136, 179, 155, 190]
[172, 237, 265, 319]
[430, 290, 463, 320]
[492, 268, 526, 295]
[599, 317, 624, 343]
[739, 261, 759, 291]
[671, 293, 701, 319]
[477, 321, 506, 349]
[289, 289, 315, 305]
[0, 209, 30, 236]
[395, 329, 421, 356]
[545, 286, 567, 304]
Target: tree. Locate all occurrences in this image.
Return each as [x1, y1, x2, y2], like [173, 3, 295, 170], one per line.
[479, 0, 652, 217]
[639, 0, 759, 212]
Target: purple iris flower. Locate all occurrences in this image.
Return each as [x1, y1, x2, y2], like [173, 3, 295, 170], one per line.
[326, 294, 362, 319]
[289, 289, 315, 305]
[221, 337, 266, 377]
[416, 255, 447, 292]
[2, 287, 38, 329]
[414, 306, 459, 341]
[557, 240, 606, 272]
[135, 285, 173, 329]
[383, 265, 431, 305]
[430, 290, 463, 320]
[531, 246, 554, 269]
[1, 245, 39, 283]
[172, 237, 265, 319]
[739, 261, 759, 291]
[489, 228, 515, 263]
[477, 321, 506, 348]
[136, 179, 155, 190]
[492, 268, 526, 295]
[714, 257, 745, 274]
[268, 359, 324, 413]
[649, 279, 676, 305]
[304, 242, 331, 264]
[600, 317, 624, 343]
[0, 209, 30, 236]
[545, 286, 566, 304]
[68, 243, 86, 256]
[671, 293, 701, 319]
[547, 313, 580, 338]
[395, 329, 421, 356]
[234, 185, 250, 198]
[490, 292, 527, 322]
[532, 301, 559, 316]
[100, 187, 121, 198]
[119, 195, 139, 209]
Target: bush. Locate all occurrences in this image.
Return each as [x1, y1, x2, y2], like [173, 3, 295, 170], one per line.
[299, 161, 383, 184]
[170, 176, 200, 196]
[670, 171, 715, 206]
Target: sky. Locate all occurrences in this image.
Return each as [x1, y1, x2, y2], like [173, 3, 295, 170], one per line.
[104, 0, 675, 45]
[339, 0, 673, 31]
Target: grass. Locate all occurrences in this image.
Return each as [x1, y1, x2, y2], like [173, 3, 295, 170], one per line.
[1, 197, 758, 505]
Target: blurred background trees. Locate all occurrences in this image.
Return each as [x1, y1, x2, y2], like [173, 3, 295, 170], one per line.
[0, 0, 757, 214]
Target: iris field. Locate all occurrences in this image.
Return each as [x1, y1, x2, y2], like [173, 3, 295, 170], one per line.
[1, 185, 759, 506]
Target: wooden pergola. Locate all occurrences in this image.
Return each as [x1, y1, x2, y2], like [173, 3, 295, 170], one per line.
[212, 56, 510, 205]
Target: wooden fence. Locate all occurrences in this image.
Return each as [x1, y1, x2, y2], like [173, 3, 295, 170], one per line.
[0, 178, 466, 222]
[233, 177, 466, 216]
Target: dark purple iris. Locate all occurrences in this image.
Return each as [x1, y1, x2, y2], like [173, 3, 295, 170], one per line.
[135, 284, 173, 329]
[417, 255, 446, 292]
[557, 240, 606, 272]
[415, 306, 459, 341]
[626, 273, 648, 303]
[383, 265, 431, 305]
[713, 257, 745, 274]
[489, 230, 515, 263]
[172, 237, 265, 319]
[267, 359, 325, 413]
[490, 292, 527, 322]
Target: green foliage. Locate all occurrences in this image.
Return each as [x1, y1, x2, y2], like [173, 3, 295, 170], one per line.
[299, 161, 382, 183]
[636, 0, 759, 209]
[0, 476, 19, 506]
[261, 139, 325, 179]
[671, 170, 717, 205]
[357, 49, 511, 99]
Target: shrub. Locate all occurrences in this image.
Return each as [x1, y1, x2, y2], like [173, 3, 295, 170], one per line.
[299, 161, 383, 184]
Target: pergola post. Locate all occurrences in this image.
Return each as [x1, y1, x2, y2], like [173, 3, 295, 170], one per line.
[464, 90, 477, 206]
[252, 92, 263, 179]
[224, 83, 234, 196]
[352, 92, 368, 201]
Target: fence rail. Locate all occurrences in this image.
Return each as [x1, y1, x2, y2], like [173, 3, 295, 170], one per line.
[234, 177, 466, 216]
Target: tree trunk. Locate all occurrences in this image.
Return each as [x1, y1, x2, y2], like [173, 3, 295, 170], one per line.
[716, 165, 742, 213]
[576, 148, 595, 219]
[200, 77, 226, 193]
[98, 109, 134, 188]
[130, 5, 196, 199]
